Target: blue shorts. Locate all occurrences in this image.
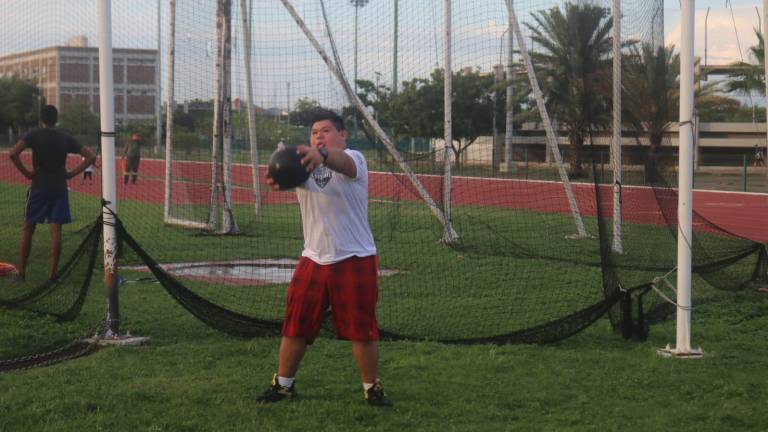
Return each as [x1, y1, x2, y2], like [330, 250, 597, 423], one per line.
[25, 188, 72, 224]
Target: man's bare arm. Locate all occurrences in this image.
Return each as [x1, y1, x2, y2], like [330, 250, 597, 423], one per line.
[298, 146, 357, 178]
[8, 139, 34, 179]
[67, 147, 97, 179]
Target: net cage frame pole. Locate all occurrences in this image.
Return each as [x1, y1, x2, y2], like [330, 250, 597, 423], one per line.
[163, 0, 176, 224]
[442, 0, 454, 244]
[162, 0, 210, 230]
[155, 0, 162, 156]
[504, 0, 587, 238]
[239, 0, 261, 219]
[764, 0, 768, 183]
[611, 0, 623, 254]
[504, 3, 515, 174]
[97, 0, 120, 336]
[208, 0, 227, 231]
[216, 0, 238, 234]
[278, 0, 457, 240]
[208, 3, 223, 230]
[659, 0, 701, 358]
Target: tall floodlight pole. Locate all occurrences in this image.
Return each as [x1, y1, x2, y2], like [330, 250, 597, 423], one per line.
[350, 0, 370, 139]
[393, 0, 399, 95]
[659, 0, 702, 359]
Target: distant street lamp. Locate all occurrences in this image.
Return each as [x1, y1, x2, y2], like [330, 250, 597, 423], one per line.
[350, 0, 370, 138]
[393, 0, 399, 95]
[374, 71, 382, 121]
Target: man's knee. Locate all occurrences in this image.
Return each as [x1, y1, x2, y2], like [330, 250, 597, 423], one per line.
[22, 221, 36, 235]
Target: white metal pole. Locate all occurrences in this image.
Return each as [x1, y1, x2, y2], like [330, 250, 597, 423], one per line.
[220, 0, 237, 234]
[611, 0, 623, 254]
[442, 0, 454, 243]
[676, 0, 694, 354]
[764, 0, 768, 179]
[239, 0, 261, 218]
[504, 9, 515, 173]
[164, 0, 175, 223]
[155, 0, 162, 155]
[209, 0, 226, 231]
[97, 0, 120, 336]
[660, 0, 701, 358]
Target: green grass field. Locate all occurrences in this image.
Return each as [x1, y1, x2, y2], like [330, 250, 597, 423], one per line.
[1, 182, 767, 431]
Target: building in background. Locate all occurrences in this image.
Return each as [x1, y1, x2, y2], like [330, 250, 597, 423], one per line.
[0, 36, 158, 124]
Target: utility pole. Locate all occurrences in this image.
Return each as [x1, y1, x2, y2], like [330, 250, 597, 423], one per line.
[393, 0, 399, 95]
[704, 7, 710, 66]
[350, 0, 370, 139]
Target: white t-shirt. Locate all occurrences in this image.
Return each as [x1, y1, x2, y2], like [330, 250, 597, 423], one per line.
[296, 149, 376, 264]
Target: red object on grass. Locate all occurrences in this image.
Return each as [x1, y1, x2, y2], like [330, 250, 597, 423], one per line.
[0, 262, 17, 276]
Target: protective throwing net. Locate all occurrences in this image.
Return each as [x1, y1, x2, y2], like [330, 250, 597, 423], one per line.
[1, 0, 766, 371]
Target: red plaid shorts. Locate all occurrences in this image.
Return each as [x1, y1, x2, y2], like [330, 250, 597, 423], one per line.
[281, 255, 380, 344]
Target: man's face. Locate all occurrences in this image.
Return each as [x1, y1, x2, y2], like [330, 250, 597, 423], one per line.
[310, 120, 347, 150]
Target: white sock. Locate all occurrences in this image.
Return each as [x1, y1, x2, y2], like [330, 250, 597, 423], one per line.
[363, 382, 374, 391]
[277, 376, 294, 387]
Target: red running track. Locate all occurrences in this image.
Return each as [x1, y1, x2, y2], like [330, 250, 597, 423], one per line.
[1, 154, 765, 243]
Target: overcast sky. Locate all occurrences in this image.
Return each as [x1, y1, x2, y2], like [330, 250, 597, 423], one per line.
[665, 0, 763, 65]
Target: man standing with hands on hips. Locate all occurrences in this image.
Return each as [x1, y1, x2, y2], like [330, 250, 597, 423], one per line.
[257, 111, 392, 407]
[9, 105, 96, 281]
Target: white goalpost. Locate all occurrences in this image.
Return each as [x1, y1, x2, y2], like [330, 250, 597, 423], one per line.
[163, 0, 246, 233]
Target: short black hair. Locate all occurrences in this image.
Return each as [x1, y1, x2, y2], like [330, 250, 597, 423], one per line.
[311, 110, 345, 131]
[40, 105, 58, 126]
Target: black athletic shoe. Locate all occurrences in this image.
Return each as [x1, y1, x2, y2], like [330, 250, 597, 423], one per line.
[364, 379, 393, 407]
[256, 374, 296, 404]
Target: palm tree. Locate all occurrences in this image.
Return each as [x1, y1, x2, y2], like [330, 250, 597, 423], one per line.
[622, 43, 677, 179]
[527, 2, 613, 178]
[622, 43, 741, 180]
[724, 29, 764, 122]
